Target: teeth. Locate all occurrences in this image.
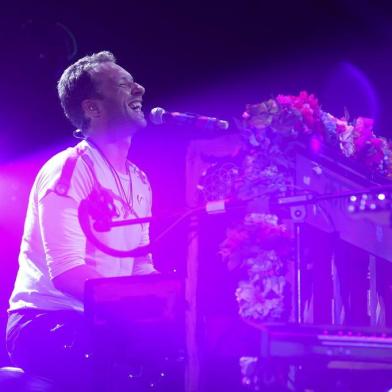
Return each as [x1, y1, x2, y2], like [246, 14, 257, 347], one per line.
[129, 101, 142, 110]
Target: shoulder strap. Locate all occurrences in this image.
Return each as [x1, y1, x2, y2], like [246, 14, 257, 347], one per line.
[80, 152, 102, 189]
[54, 144, 98, 196]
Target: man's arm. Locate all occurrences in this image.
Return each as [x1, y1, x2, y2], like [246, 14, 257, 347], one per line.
[133, 254, 157, 275]
[52, 264, 102, 301]
[39, 191, 103, 301]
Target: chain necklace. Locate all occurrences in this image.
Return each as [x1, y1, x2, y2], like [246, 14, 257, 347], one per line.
[87, 139, 134, 214]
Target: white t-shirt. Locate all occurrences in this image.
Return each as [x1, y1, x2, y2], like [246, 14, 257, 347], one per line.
[9, 140, 155, 312]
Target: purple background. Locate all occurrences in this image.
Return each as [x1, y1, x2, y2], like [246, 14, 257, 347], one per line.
[2, 0, 392, 368]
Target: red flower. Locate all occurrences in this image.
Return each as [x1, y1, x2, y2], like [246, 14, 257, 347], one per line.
[335, 118, 349, 134]
[253, 221, 292, 255]
[364, 137, 384, 168]
[276, 95, 293, 105]
[222, 227, 249, 252]
[291, 91, 320, 112]
[354, 117, 374, 151]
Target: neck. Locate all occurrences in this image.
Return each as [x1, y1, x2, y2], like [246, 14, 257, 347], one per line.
[88, 134, 132, 175]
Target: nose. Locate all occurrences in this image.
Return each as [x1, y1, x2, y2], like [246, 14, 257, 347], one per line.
[132, 82, 145, 97]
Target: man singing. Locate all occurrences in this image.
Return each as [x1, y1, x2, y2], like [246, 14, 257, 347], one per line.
[6, 51, 156, 389]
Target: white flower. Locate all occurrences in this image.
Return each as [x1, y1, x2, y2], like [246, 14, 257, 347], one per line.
[339, 125, 356, 157]
[245, 213, 278, 225]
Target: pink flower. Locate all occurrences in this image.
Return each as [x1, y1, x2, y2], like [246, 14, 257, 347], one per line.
[291, 91, 320, 112]
[364, 137, 384, 168]
[301, 106, 314, 124]
[335, 118, 349, 134]
[254, 222, 292, 255]
[354, 117, 374, 151]
[306, 93, 320, 110]
[221, 227, 249, 252]
[276, 95, 293, 105]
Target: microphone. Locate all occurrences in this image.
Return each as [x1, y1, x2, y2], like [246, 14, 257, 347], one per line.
[150, 107, 229, 130]
[205, 199, 247, 214]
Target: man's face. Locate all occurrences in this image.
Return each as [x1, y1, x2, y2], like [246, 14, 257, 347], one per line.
[89, 62, 146, 135]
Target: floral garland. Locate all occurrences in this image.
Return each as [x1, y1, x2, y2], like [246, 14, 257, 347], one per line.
[242, 91, 392, 178]
[219, 91, 392, 323]
[220, 213, 291, 321]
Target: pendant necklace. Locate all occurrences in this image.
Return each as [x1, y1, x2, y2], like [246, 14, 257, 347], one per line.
[88, 139, 136, 217]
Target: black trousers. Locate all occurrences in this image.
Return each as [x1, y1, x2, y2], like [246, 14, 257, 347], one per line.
[6, 309, 92, 392]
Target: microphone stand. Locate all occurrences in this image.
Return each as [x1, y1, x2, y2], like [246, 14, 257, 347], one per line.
[273, 195, 309, 324]
[78, 196, 204, 258]
[78, 199, 153, 258]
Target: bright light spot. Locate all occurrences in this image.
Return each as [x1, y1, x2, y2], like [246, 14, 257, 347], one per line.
[349, 195, 357, 202]
[310, 136, 322, 154]
[377, 193, 386, 201]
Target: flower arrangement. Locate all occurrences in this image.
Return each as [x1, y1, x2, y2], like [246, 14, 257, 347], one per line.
[241, 91, 392, 178]
[220, 213, 292, 321]
[217, 91, 392, 322]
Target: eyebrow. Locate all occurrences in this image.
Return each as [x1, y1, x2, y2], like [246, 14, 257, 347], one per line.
[118, 76, 134, 83]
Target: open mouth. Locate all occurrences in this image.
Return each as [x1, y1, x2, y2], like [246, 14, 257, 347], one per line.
[128, 101, 143, 113]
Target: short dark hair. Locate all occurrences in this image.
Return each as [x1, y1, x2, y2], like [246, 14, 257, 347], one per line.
[57, 51, 116, 131]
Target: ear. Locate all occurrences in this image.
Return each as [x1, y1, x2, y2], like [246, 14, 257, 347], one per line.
[81, 99, 101, 119]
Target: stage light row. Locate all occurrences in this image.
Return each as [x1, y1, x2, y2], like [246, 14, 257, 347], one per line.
[347, 192, 391, 213]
